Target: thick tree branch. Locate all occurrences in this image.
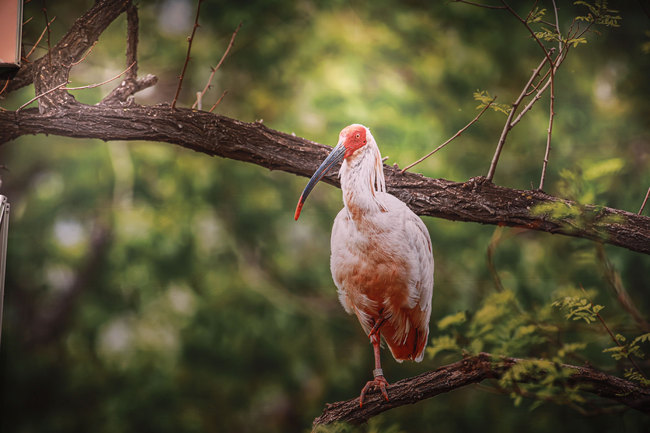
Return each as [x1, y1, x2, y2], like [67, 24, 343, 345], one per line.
[0, 103, 648, 255]
[312, 353, 650, 426]
[4, 0, 130, 96]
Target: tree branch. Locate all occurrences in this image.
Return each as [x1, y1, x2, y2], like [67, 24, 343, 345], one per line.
[4, 0, 130, 97]
[312, 353, 650, 426]
[0, 103, 648, 255]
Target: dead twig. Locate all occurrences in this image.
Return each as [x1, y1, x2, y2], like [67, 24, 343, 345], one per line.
[25, 16, 57, 60]
[125, 1, 139, 81]
[70, 41, 98, 66]
[401, 96, 496, 173]
[209, 90, 228, 112]
[538, 0, 562, 191]
[639, 187, 650, 215]
[595, 244, 650, 333]
[42, 1, 52, 66]
[579, 284, 647, 380]
[486, 53, 552, 181]
[17, 82, 67, 111]
[192, 22, 242, 110]
[453, 0, 507, 10]
[18, 62, 136, 111]
[65, 61, 136, 90]
[0, 80, 9, 99]
[171, 0, 204, 109]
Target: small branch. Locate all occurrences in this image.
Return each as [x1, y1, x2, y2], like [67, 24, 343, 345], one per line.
[171, 0, 204, 109]
[192, 22, 241, 110]
[538, 66, 555, 190]
[639, 187, 650, 215]
[209, 90, 228, 112]
[501, 1, 555, 66]
[402, 96, 495, 172]
[65, 61, 136, 91]
[551, 0, 562, 52]
[595, 245, 650, 333]
[18, 62, 136, 111]
[42, 1, 52, 66]
[70, 41, 98, 66]
[538, 0, 563, 191]
[486, 53, 551, 181]
[25, 16, 57, 60]
[509, 48, 568, 130]
[454, 0, 507, 10]
[486, 226, 506, 292]
[125, 1, 139, 82]
[0, 81, 9, 99]
[313, 353, 650, 426]
[580, 284, 647, 380]
[17, 82, 67, 111]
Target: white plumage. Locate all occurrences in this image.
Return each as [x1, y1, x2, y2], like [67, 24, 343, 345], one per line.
[295, 124, 434, 405]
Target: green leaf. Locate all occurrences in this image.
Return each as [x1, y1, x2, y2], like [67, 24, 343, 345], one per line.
[438, 311, 467, 330]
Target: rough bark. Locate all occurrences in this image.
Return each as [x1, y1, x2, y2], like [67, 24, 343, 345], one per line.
[2, 104, 649, 255]
[312, 353, 650, 426]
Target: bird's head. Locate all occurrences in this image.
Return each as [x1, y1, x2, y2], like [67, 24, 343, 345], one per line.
[294, 124, 371, 220]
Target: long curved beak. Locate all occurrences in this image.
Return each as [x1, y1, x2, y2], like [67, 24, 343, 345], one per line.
[294, 142, 346, 220]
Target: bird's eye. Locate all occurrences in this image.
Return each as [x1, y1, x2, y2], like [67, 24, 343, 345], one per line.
[355, 133, 360, 138]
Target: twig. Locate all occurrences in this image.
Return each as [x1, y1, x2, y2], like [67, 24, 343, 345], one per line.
[595, 244, 650, 332]
[209, 90, 228, 112]
[125, 2, 139, 81]
[65, 61, 136, 90]
[401, 96, 496, 172]
[454, 0, 507, 10]
[538, 0, 563, 191]
[639, 187, 650, 215]
[579, 285, 647, 380]
[551, 0, 562, 52]
[16, 82, 67, 111]
[486, 226, 506, 292]
[70, 41, 98, 66]
[171, 0, 204, 109]
[17, 62, 136, 111]
[486, 53, 551, 181]
[501, 1, 555, 66]
[192, 22, 242, 110]
[539, 65, 555, 191]
[25, 16, 57, 60]
[0, 80, 9, 99]
[42, 1, 52, 67]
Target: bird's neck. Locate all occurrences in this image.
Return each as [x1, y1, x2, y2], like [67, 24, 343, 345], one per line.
[340, 146, 386, 221]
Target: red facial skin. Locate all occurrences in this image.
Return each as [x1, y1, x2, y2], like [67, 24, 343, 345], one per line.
[340, 125, 368, 158]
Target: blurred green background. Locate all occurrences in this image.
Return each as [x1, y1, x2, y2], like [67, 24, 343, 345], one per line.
[1, 1, 649, 432]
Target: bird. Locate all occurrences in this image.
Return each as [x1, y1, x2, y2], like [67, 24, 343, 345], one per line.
[294, 124, 434, 407]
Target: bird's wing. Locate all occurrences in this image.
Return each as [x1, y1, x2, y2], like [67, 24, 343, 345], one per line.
[406, 211, 434, 314]
[381, 193, 434, 313]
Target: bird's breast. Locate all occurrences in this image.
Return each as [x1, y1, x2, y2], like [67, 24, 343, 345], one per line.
[331, 219, 412, 314]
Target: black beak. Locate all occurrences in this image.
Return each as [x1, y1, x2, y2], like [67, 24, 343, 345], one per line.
[294, 142, 345, 220]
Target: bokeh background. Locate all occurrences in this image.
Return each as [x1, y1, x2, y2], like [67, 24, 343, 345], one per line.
[1, 1, 649, 432]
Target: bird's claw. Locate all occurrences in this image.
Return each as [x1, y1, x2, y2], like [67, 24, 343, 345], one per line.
[359, 375, 390, 407]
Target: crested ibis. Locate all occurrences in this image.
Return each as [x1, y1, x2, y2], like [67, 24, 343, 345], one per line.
[294, 124, 434, 406]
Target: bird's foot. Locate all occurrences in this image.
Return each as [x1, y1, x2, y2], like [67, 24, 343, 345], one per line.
[359, 370, 390, 407]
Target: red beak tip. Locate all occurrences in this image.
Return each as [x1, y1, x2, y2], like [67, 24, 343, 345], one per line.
[294, 201, 303, 221]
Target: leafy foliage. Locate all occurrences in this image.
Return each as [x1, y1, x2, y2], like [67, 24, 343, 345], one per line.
[473, 90, 511, 115]
[574, 1, 622, 27]
[552, 296, 604, 324]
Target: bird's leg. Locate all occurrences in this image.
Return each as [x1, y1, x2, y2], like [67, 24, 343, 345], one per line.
[368, 316, 386, 339]
[359, 330, 390, 407]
